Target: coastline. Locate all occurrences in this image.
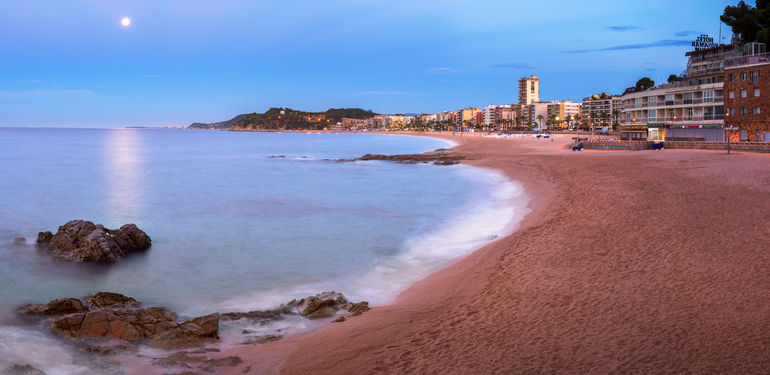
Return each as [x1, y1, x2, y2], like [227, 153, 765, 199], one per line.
[210, 131, 770, 374]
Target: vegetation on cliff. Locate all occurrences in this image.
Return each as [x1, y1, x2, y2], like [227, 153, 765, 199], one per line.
[188, 108, 377, 131]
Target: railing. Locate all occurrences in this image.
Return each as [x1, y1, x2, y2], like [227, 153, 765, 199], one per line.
[723, 53, 770, 67]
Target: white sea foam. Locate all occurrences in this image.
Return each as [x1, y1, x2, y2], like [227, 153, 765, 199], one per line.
[0, 327, 93, 375]
[216, 165, 528, 312]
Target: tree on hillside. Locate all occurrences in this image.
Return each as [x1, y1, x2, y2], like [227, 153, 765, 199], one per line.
[721, 0, 770, 44]
[668, 74, 683, 83]
[635, 77, 655, 92]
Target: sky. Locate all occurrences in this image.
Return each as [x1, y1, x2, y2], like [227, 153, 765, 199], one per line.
[0, 0, 740, 127]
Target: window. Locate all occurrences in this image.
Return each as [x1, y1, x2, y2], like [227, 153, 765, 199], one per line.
[648, 96, 657, 106]
[741, 89, 747, 98]
[728, 108, 735, 116]
[755, 88, 760, 97]
[683, 92, 693, 104]
[703, 91, 715, 103]
[635, 97, 643, 108]
[665, 94, 674, 105]
[741, 72, 748, 81]
[754, 107, 761, 115]
[648, 109, 657, 121]
[751, 71, 759, 84]
[741, 108, 748, 115]
[729, 91, 735, 99]
[729, 73, 734, 82]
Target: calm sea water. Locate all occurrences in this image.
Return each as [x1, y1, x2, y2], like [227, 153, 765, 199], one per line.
[0, 128, 527, 374]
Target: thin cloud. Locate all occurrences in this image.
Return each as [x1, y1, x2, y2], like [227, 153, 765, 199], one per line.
[674, 30, 700, 37]
[0, 89, 97, 98]
[489, 62, 535, 70]
[566, 39, 691, 53]
[426, 62, 534, 74]
[425, 67, 464, 74]
[608, 25, 644, 32]
[353, 91, 426, 95]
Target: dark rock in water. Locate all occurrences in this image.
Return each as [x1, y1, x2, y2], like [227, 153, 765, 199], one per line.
[293, 291, 347, 316]
[358, 152, 465, 165]
[240, 335, 283, 345]
[2, 364, 46, 375]
[221, 306, 295, 324]
[332, 316, 346, 323]
[340, 301, 370, 316]
[13, 237, 26, 244]
[36, 231, 52, 246]
[17, 298, 89, 315]
[40, 220, 151, 262]
[19, 293, 219, 349]
[154, 351, 242, 372]
[85, 292, 139, 310]
[306, 306, 337, 320]
[52, 308, 219, 348]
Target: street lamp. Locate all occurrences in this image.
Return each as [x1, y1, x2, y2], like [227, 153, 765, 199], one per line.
[725, 125, 738, 155]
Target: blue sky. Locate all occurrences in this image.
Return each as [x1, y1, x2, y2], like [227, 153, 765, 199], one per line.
[0, 0, 737, 127]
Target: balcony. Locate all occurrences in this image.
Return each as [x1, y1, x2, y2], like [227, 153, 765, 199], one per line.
[723, 53, 770, 68]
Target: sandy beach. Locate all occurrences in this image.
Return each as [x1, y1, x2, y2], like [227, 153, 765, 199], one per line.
[216, 132, 770, 374]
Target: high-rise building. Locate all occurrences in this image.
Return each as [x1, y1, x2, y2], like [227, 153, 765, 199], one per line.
[583, 93, 623, 128]
[518, 75, 540, 106]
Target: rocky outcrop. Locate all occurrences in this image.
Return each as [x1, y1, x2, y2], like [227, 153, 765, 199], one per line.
[85, 292, 139, 309]
[291, 291, 348, 316]
[17, 298, 89, 315]
[19, 293, 219, 349]
[340, 301, 370, 315]
[358, 151, 465, 165]
[153, 351, 243, 372]
[37, 220, 151, 262]
[2, 364, 46, 375]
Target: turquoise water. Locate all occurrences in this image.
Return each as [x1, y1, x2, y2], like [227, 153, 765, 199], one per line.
[0, 129, 527, 373]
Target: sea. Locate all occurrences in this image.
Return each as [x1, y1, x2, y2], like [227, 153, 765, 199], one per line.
[0, 128, 528, 374]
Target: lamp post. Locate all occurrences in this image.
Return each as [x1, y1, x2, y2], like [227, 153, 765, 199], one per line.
[725, 126, 738, 154]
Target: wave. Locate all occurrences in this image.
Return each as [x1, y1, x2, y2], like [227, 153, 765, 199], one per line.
[216, 165, 528, 312]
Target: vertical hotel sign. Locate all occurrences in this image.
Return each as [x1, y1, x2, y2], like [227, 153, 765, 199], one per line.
[692, 34, 716, 50]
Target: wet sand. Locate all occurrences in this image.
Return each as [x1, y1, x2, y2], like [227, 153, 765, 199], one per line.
[220, 133, 770, 374]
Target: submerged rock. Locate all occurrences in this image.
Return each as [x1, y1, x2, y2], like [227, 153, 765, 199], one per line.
[38, 220, 151, 262]
[2, 364, 46, 375]
[220, 305, 295, 324]
[17, 298, 89, 315]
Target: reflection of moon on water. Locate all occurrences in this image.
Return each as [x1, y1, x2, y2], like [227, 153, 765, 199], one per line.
[104, 129, 144, 221]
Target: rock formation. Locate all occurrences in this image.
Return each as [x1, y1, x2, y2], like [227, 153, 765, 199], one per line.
[358, 151, 465, 165]
[18, 292, 218, 349]
[36, 220, 151, 262]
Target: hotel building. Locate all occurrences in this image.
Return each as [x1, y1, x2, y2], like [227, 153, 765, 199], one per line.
[620, 40, 737, 141]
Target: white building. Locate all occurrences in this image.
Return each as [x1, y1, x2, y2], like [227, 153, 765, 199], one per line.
[518, 75, 540, 106]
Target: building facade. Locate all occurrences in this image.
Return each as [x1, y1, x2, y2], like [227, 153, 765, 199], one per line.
[723, 43, 770, 142]
[619, 41, 738, 141]
[583, 93, 622, 128]
[518, 75, 540, 106]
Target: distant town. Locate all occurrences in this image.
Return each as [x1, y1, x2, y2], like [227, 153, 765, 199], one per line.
[190, 36, 767, 145]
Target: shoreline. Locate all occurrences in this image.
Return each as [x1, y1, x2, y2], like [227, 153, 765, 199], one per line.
[214, 131, 770, 374]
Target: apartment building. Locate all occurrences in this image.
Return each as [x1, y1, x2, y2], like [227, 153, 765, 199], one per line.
[723, 42, 770, 142]
[583, 93, 622, 127]
[518, 75, 540, 106]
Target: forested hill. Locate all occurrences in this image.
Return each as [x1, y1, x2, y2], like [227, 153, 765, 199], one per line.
[188, 108, 376, 130]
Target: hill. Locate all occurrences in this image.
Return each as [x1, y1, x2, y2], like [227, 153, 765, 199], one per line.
[188, 108, 377, 131]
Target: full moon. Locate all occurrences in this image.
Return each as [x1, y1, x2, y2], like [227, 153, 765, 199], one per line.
[121, 17, 131, 27]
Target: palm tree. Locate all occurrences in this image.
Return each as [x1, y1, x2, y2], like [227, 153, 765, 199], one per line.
[611, 109, 622, 131]
[536, 115, 544, 131]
